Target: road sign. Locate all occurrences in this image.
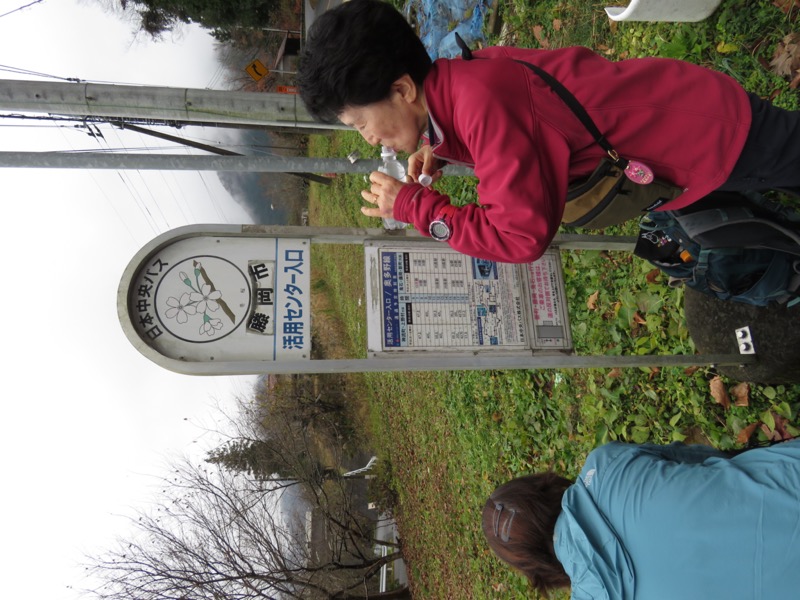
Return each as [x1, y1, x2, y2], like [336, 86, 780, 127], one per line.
[118, 225, 753, 375]
[119, 227, 310, 373]
[245, 59, 268, 82]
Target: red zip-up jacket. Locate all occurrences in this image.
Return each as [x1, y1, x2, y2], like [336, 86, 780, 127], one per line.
[392, 46, 752, 263]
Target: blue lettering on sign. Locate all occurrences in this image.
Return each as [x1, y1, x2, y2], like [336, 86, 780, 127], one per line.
[281, 248, 306, 350]
[381, 252, 401, 347]
[471, 258, 497, 280]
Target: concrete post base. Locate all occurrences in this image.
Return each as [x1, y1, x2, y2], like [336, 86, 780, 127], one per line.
[684, 288, 800, 384]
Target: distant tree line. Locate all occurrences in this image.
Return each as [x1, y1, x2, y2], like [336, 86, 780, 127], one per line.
[118, 0, 297, 40]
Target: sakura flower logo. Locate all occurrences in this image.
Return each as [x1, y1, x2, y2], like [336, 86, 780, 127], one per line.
[164, 260, 236, 338]
[165, 293, 196, 324]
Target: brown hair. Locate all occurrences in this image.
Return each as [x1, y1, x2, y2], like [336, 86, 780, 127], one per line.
[482, 473, 573, 592]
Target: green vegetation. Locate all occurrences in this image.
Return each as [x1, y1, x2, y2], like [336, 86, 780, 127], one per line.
[121, 0, 296, 40]
[308, 1, 800, 597]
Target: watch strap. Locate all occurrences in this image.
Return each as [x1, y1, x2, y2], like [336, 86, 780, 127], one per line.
[434, 204, 457, 223]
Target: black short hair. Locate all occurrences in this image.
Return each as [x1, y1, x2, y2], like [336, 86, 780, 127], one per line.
[482, 473, 573, 592]
[297, 0, 433, 123]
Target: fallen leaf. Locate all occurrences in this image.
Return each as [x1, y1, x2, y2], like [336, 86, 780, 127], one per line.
[772, 0, 800, 16]
[774, 413, 791, 440]
[533, 25, 550, 49]
[587, 290, 600, 310]
[761, 422, 783, 441]
[710, 376, 731, 409]
[645, 268, 661, 283]
[608, 368, 623, 378]
[716, 41, 739, 54]
[731, 382, 751, 407]
[769, 33, 800, 79]
[736, 422, 760, 444]
[684, 366, 700, 376]
[770, 50, 793, 77]
[599, 250, 616, 264]
[632, 311, 647, 325]
[552, 18, 562, 31]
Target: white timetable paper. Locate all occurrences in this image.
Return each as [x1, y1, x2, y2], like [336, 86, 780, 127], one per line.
[366, 246, 571, 354]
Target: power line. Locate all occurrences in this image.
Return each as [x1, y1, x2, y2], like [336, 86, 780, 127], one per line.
[107, 125, 173, 232]
[154, 170, 193, 225]
[81, 124, 163, 237]
[0, 62, 80, 82]
[197, 172, 228, 223]
[0, 0, 45, 20]
[53, 124, 154, 245]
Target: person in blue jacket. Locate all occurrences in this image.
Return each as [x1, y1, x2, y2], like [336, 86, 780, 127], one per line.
[482, 439, 800, 599]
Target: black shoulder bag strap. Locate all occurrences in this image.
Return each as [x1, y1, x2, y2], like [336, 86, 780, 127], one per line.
[454, 34, 629, 170]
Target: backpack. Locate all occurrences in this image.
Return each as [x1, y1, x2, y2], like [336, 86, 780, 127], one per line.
[633, 191, 800, 307]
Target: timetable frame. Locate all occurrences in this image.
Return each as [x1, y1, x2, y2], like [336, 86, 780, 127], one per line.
[364, 244, 572, 356]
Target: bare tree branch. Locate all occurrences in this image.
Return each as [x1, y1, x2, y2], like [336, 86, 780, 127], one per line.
[84, 375, 406, 600]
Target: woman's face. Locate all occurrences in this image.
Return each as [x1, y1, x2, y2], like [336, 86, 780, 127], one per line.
[338, 76, 427, 154]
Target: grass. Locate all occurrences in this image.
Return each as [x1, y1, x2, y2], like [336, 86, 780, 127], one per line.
[307, 1, 800, 597]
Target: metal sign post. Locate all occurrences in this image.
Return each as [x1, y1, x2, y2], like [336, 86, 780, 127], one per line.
[118, 224, 755, 375]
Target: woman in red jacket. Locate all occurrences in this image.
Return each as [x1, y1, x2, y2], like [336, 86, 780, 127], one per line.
[297, 0, 800, 264]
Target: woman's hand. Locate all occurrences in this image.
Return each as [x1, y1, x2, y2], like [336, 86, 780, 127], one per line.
[360, 170, 406, 220]
[408, 145, 444, 185]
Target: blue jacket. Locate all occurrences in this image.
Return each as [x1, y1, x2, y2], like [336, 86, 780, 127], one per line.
[554, 440, 800, 599]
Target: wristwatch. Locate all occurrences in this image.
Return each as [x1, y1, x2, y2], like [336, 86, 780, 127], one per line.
[429, 204, 457, 242]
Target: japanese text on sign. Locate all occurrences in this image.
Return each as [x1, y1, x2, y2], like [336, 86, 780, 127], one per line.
[377, 250, 527, 350]
[281, 248, 306, 351]
[125, 234, 311, 364]
[134, 258, 170, 341]
[366, 245, 571, 354]
[247, 260, 275, 335]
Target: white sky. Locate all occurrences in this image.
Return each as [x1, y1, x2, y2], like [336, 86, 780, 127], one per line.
[0, 1, 262, 597]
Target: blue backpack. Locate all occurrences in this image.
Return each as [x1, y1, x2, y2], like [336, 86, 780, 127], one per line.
[634, 191, 800, 307]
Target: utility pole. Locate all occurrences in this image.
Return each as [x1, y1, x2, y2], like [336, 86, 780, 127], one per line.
[111, 121, 332, 184]
[0, 79, 344, 130]
[0, 80, 473, 176]
[0, 150, 474, 176]
[0, 78, 376, 173]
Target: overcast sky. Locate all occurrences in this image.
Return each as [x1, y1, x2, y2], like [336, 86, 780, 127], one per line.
[0, 1, 264, 598]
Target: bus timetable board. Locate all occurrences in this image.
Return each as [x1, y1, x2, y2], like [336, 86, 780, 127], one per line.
[365, 244, 571, 355]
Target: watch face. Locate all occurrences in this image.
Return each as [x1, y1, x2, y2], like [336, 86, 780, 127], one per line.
[429, 219, 451, 241]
